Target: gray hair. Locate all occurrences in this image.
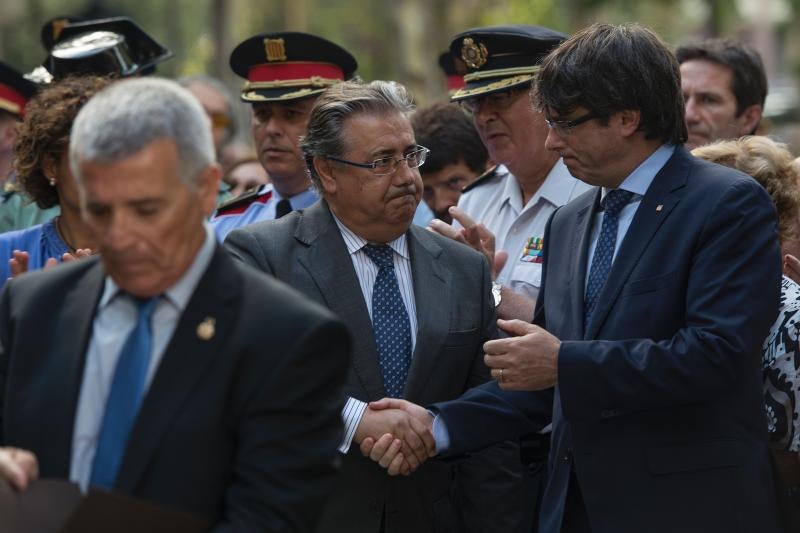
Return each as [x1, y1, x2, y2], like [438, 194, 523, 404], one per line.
[300, 80, 415, 191]
[69, 77, 215, 186]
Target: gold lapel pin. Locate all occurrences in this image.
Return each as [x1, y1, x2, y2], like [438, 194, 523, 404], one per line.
[656, 204, 663, 212]
[197, 317, 216, 341]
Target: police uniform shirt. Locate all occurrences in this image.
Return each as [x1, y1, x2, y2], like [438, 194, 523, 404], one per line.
[210, 184, 319, 241]
[455, 159, 592, 302]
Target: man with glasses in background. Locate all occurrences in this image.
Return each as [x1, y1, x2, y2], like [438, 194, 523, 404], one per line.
[226, 79, 526, 533]
[431, 26, 592, 326]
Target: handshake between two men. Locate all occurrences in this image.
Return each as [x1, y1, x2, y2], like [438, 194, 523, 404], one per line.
[356, 318, 561, 476]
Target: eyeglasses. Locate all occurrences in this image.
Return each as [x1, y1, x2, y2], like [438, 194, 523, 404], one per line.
[545, 111, 598, 135]
[458, 89, 525, 115]
[327, 146, 430, 176]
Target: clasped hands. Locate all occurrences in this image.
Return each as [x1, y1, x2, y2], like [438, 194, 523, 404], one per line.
[360, 320, 560, 475]
[354, 399, 435, 476]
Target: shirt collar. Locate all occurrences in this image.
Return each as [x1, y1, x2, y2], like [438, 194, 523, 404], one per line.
[331, 212, 409, 260]
[500, 159, 575, 211]
[272, 186, 320, 209]
[98, 223, 217, 311]
[602, 144, 675, 199]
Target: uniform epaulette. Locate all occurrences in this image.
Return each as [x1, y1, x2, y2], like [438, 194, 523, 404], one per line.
[461, 164, 500, 194]
[214, 186, 272, 216]
[1, 181, 17, 202]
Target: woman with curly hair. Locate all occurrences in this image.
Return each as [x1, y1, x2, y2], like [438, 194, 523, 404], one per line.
[0, 75, 111, 284]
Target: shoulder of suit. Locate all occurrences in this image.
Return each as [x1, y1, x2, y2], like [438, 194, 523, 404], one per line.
[461, 164, 503, 194]
[214, 185, 273, 217]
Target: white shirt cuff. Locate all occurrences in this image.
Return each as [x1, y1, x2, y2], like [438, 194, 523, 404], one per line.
[431, 411, 450, 455]
[338, 397, 368, 453]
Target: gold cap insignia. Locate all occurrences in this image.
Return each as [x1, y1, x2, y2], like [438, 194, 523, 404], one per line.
[461, 38, 488, 69]
[196, 317, 216, 341]
[264, 38, 287, 62]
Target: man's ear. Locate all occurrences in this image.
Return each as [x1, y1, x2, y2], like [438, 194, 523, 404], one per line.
[736, 104, 763, 136]
[617, 109, 642, 138]
[314, 156, 337, 195]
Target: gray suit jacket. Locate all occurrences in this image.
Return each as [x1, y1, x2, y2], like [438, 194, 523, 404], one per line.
[226, 200, 526, 533]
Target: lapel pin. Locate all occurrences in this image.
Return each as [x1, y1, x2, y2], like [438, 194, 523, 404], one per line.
[197, 317, 216, 341]
[656, 204, 663, 212]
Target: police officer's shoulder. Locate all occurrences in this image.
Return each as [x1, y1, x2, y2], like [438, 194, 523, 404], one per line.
[461, 164, 501, 194]
[214, 185, 273, 217]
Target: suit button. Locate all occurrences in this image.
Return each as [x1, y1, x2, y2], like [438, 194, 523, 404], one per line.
[562, 449, 571, 463]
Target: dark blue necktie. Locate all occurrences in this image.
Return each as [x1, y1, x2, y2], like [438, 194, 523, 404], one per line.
[275, 198, 292, 218]
[363, 244, 412, 398]
[90, 296, 159, 489]
[584, 189, 634, 329]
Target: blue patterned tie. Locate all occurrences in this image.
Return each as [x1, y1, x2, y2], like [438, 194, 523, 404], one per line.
[90, 296, 159, 489]
[584, 189, 634, 329]
[363, 244, 412, 398]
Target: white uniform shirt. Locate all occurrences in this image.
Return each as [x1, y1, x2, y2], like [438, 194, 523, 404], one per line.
[456, 160, 592, 302]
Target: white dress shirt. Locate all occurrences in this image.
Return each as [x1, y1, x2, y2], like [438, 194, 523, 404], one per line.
[332, 214, 418, 453]
[456, 160, 593, 302]
[69, 225, 216, 492]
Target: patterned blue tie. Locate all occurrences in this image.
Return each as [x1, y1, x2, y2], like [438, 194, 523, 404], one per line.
[584, 189, 634, 329]
[90, 296, 159, 489]
[363, 244, 412, 398]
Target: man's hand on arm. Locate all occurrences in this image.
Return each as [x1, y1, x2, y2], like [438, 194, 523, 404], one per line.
[484, 319, 560, 391]
[0, 447, 38, 490]
[357, 399, 436, 476]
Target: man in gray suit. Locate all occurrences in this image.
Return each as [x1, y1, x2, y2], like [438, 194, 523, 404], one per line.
[226, 80, 526, 533]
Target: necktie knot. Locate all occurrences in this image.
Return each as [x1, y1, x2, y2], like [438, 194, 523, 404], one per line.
[132, 296, 159, 321]
[601, 189, 634, 216]
[363, 244, 394, 269]
[275, 198, 292, 218]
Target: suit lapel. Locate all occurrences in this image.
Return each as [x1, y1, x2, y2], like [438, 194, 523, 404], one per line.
[403, 227, 449, 401]
[570, 190, 599, 340]
[39, 260, 105, 476]
[295, 201, 386, 400]
[585, 148, 688, 339]
[116, 245, 240, 492]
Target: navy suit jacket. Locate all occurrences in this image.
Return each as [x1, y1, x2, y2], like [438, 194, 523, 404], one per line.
[434, 146, 784, 533]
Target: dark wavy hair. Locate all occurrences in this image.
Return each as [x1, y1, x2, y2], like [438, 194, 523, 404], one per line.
[14, 75, 112, 208]
[411, 102, 488, 175]
[535, 23, 687, 145]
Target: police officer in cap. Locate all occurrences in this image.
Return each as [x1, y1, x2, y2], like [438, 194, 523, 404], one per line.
[430, 26, 591, 322]
[0, 62, 36, 184]
[0, 61, 57, 233]
[428, 26, 592, 533]
[211, 32, 358, 241]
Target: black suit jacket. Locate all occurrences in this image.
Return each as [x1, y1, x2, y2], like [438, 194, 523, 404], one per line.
[434, 147, 784, 533]
[226, 200, 526, 533]
[0, 245, 352, 532]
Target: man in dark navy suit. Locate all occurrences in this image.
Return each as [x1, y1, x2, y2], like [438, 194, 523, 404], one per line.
[364, 23, 784, 533]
